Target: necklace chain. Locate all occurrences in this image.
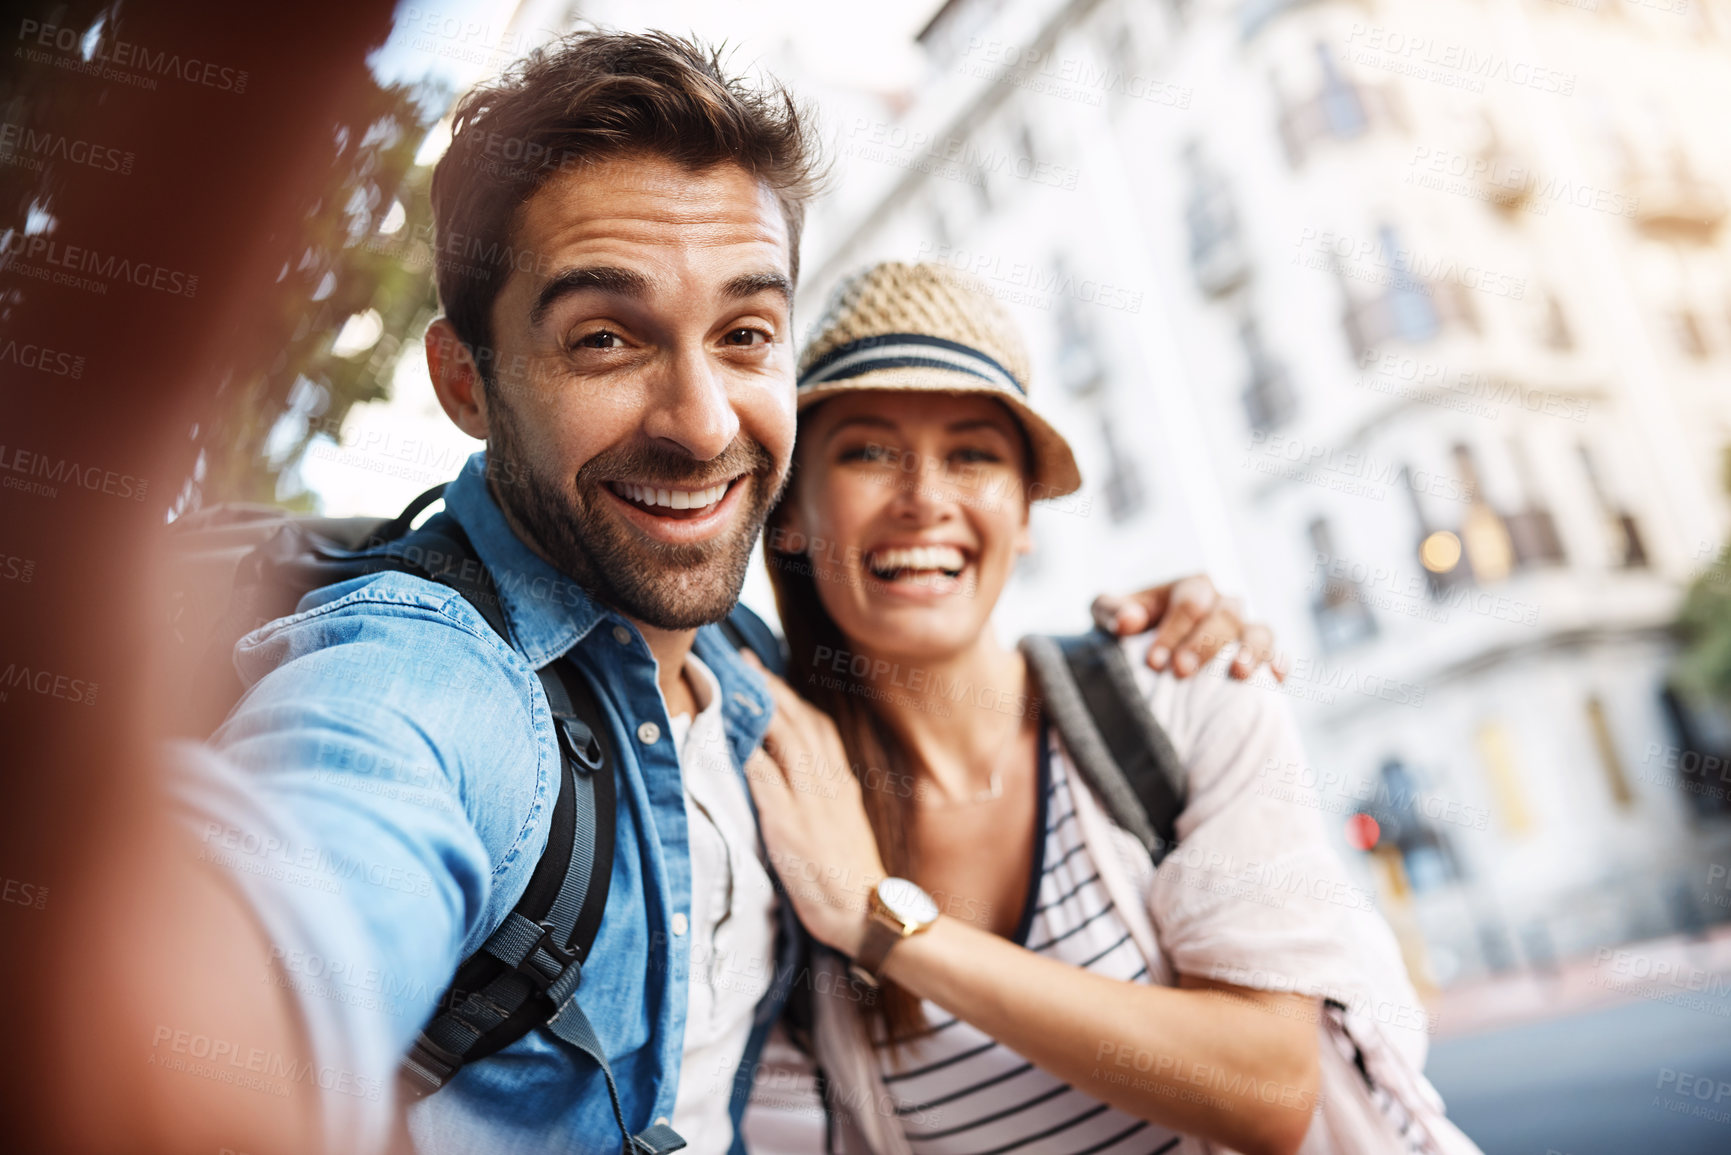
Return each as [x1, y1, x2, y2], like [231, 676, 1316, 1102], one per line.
[915, 722, 1024, 808]
[918, 765, 1005, 807]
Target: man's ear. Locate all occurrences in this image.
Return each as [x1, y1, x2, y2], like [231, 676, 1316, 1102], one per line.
[425, 317, 490, 441]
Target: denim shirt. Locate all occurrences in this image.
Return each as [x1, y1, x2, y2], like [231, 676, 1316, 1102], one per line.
[173, 452, 783, 1155]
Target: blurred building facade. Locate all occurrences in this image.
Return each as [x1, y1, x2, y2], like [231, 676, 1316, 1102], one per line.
[793, 0, 1731, 990]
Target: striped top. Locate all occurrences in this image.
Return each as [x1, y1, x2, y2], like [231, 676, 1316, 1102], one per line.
[873, 728, 1180, 1155]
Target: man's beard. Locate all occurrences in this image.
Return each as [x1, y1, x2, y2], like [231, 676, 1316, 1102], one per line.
[485, 396, 783, 631]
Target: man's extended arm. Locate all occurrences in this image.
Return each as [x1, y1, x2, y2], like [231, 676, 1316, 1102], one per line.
[62, 575, 549, 1155]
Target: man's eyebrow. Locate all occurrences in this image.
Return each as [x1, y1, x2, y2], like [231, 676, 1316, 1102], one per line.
[724, 271, 793, 302]
[529, 265, 651, 328]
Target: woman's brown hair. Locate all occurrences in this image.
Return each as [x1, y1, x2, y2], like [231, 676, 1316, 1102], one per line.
[762, 483, 931, 1042]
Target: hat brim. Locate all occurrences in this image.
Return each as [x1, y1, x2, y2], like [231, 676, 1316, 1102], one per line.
[796, 365, 1083, 500]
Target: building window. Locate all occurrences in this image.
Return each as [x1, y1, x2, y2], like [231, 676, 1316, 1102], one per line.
[1278, 42, 1368, 165]
[1578, 444, 1649, 569]
[1052, 265, 1106, 397]
[1183, 142, 1248, 297]
[1308, 517, 1377, 651]
[1382, 225, 1440, 343]
[1475, 720, 1535, 836]
[1413, 442, 1568, 592]
[1240, 316, 1297, 433]
[1276, 40, 1404, 166]
[1504, 439, 1567, 569]
[1453, 443, 1516, 585]
[1402, 464, 1473, 597]
[1338, 225, 1466, 361]
[1585, 696, 1634, 809]
[1099, 414, 1147, 524]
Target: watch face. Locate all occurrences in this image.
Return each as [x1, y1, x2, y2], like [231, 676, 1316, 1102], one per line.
[878, 877, 939, 926]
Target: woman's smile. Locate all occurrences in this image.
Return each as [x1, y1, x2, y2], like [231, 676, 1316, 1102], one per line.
[861, 540, 977, 599]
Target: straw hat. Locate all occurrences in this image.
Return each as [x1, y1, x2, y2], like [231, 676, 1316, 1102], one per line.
[796, 261, 1082, 498]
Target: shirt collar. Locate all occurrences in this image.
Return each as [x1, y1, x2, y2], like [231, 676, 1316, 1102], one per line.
[441, 451, 606, 668]
[691, 627, 775, 769]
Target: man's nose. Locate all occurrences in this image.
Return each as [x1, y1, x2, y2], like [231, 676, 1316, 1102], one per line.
[641, 343, 741, 461]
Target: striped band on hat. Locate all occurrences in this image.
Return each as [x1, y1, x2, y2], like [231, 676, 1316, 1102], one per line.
[797, 332, 1025, 396]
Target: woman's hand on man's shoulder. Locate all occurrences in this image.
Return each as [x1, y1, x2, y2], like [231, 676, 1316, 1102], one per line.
[1092, 574, 1288, 683]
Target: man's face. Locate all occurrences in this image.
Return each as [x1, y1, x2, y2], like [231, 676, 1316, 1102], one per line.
[480, 154, 796, 630]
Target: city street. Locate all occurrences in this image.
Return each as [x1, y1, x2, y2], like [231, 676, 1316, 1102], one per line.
[1430, 989, 1731, 1154]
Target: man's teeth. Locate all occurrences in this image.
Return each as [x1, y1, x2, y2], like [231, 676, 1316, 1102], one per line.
[868, 545, 967, 575]
[614, 481, 730, 510]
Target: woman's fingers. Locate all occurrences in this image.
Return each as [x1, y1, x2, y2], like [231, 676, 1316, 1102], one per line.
[1092, 578, 1291, 682]
[1167, 597, 1241, 676]
[1091, 590, 1156, 635]
[746, 743, 792, 792]
[743, 749, 802, 848]
[1140, 576, 1220, 672]
[1229, 622, 1286, 682]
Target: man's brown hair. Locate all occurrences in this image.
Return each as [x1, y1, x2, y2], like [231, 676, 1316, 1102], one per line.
[429, 29, 820, 380]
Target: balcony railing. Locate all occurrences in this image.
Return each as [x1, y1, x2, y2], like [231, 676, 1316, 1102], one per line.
[1341, 273, 1476, 363]
[1630, 158, 1727, 243]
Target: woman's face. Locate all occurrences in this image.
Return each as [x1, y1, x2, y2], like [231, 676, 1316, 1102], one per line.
[780, 389, 1034, 663]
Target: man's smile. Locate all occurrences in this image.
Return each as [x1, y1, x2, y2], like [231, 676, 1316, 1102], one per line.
[599, 474, 752, 542]
[606, 478, 734, 515]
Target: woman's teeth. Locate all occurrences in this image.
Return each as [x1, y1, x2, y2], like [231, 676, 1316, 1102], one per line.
[867, 545, 967, 580]
[611, 480, 729, 511]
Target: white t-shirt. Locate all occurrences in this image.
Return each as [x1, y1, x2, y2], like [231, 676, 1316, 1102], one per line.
[667, 654, 779, 1154]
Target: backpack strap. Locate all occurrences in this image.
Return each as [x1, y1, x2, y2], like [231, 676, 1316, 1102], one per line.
[1021, 630, 1187, 866]
[363, 495, 684, 1153]
[396, 661, 614, 1086]
[360, 482, 450, 549]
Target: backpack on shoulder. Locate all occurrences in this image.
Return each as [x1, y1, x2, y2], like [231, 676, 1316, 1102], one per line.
[1019, 631, 1189, 866]
[167, 482, 786, 1155]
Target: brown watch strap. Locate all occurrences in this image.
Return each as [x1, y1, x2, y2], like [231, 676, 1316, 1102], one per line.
[850, 914, 905, 985]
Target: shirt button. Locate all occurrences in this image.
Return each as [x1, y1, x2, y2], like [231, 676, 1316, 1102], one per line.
[637, 721, 661, 745]
[670, 913, 688, 937]
[612, 625, 632, 645]
[655, 1116, 670, 1127]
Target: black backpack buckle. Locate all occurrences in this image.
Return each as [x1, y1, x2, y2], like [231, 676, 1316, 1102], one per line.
[557, 716, 605, 773]
[512, 919, 578, 990]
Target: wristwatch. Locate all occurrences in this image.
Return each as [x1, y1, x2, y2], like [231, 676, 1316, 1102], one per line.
[850, 877, 940, 986]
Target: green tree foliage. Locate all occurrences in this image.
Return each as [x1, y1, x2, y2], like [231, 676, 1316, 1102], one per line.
[190, 75, 446, 510]
[1672, 449, 1731, 706]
